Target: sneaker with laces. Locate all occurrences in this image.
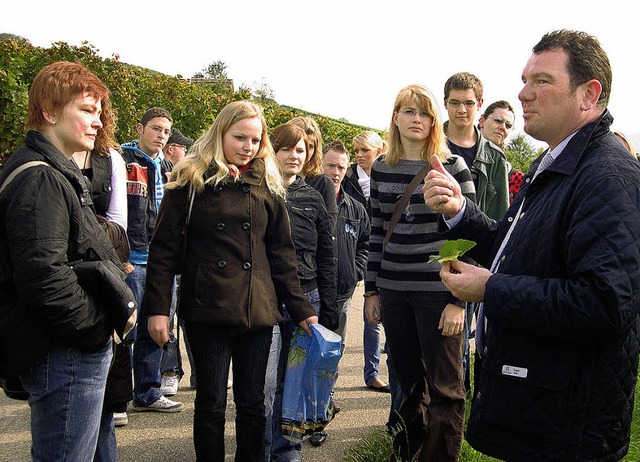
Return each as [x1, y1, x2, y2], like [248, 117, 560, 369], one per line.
[132, 395, 183, 413]
[113, 412, 128, 427]
[160, 373, 179, 396]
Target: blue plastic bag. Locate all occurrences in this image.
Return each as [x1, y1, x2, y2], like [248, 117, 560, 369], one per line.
[281, 323, 341, 442]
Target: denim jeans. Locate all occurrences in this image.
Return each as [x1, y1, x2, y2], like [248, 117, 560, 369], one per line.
[127, 264, 177, 405]
[265, 288, 321, 462]
[363, 305, 383, 386]
[20, 341, 113, 462]
[185, 321, 272, 462]
[380, 289, 465, 462]
[94, 411, 118, 462]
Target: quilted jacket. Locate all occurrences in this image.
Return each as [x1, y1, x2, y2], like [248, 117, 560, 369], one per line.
[445, 111, 640, 461]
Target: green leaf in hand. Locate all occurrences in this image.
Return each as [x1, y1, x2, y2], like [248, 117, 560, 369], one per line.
[428, 239, 476, 264]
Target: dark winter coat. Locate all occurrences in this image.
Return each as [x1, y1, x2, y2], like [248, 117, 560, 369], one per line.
[0, 131, 121, 377]
[444, 111, 640, 461]
[143, 159, 316, 334]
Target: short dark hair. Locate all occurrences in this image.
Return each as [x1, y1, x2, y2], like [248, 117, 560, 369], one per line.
[140, 107, 173, 126]
[323, 140, 347, 155]
[533, 29, 611, 108]
[481, 100, 515, 120]
[444, 72, 483, 101]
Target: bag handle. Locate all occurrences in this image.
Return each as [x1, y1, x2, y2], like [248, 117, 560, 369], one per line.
[383, 163, 431, 251]
[0, 161, 49, 196]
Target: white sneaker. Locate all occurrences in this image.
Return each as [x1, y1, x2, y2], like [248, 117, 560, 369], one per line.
[227, 378, 233, 389]
[131, 395, 183, 413]
[113, 412, 128, 427]
[160, 373, 179, 396]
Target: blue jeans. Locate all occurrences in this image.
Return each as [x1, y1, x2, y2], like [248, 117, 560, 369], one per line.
[94, 411, 118, 462]
[265, 288, 321, 462]
[127, 264, 177, 406]
[363, 306, 383, 386]
[20, 341, 113, 462]
[186, 321, 272, 462]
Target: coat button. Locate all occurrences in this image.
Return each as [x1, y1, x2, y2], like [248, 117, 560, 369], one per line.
[242, 222, 251, 230]
[484, 346, 488, 355]
[243, 262, 251, 270]
[507, 216, 513, 222]
[243, 186, 250, 193]
[217, 223, 225, 230]
[218, 260, 227, 268]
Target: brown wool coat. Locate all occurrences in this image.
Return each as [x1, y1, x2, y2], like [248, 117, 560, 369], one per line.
[143, 159, 315, 334]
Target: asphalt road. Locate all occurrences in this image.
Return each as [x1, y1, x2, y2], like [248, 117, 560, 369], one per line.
[0, 283, 393, 461]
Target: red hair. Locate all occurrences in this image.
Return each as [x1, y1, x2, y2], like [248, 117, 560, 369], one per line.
[27, 61, 111, 131]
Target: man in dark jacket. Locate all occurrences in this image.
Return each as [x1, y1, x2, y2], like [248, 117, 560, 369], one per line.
[424, 29, 640, 461]
[121, 107, 183, 413]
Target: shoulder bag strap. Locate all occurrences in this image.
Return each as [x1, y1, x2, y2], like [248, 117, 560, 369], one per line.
[0, 161, 49, 196]
[383, 163, 431, 251]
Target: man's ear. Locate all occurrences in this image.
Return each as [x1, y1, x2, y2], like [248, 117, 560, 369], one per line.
[135, 123, 144, 137]
[579, 79, 602, 111]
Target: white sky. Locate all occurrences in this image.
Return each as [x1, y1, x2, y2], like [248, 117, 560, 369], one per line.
[2, 0, 638, 149]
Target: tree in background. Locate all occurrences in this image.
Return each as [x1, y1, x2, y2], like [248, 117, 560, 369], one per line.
[505, 132, 544, 174]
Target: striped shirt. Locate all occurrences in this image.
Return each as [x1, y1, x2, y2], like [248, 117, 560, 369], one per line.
[365, 155, 475, 293]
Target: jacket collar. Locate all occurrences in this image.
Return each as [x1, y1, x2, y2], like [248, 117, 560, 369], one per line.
[23, 130, 91, 201]
[237, 158, 266, 186]
[531, 110, 613, 177]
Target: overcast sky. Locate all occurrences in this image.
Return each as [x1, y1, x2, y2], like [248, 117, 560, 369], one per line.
[3, 0, 637, 149]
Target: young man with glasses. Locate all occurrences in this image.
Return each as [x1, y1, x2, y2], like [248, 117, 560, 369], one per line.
[443, 73, 510, 394]
[120, 107, 183, 413]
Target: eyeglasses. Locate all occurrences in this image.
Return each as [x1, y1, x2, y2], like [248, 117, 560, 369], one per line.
[169, 144, 188, 152]
[490, 117, 514, 130]
[399, 108, 431, 119]
[447, 100, 477, 108]
[148, 125, 172, 137]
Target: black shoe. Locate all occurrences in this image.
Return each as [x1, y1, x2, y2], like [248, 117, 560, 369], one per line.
[309, 430, 327, 447]
[367, 383, 391, 393]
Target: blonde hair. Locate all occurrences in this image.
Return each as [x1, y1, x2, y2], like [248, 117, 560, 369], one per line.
[614, 131, 636, 157]
[386, 84, 450, 167]
[288, 116, 324, 176]
[352, 131, 388, 154]
[168, 101, 285, 197]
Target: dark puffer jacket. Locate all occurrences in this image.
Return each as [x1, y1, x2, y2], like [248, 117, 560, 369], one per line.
[0, 131, 122, 377]
[445, 111, 640, 461]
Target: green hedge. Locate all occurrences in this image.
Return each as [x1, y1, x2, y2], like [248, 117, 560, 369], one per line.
[0, 38, 380, 168]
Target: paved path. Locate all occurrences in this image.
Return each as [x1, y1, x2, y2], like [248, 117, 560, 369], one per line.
[0, 283, 393, 461]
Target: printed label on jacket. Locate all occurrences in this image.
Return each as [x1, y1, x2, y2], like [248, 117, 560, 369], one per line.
[502, 364, 528, 379]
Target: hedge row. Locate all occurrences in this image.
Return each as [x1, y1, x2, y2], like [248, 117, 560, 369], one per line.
[0, 38, 379, 168]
